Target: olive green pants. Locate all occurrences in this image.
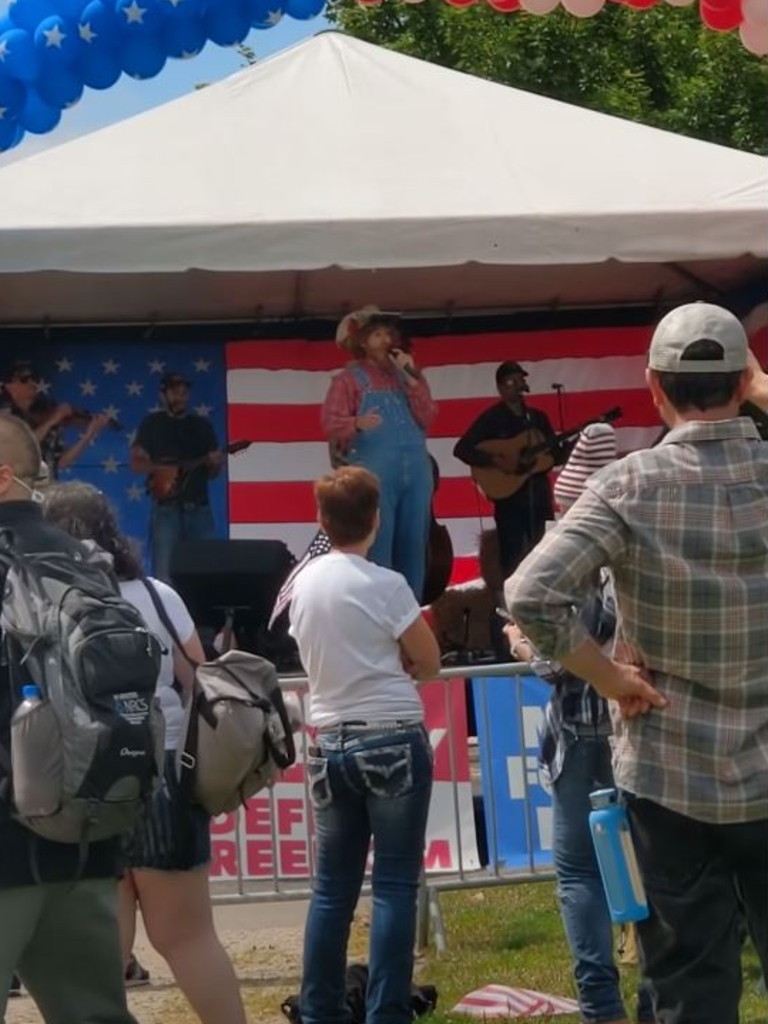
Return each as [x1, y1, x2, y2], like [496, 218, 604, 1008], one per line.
[0, 878, 137, 1024]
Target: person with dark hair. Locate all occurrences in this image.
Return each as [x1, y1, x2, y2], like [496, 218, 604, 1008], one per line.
[130, 372, 223, 582]
[322, 307, 436, 602]
[42, 482, 247, 1024]
[506, 303, 768, 1024]
[0, 359, 108, 476]
[453, 361, 562, 578]
[0, 416, 136, 1024]
[289, 466, 441, 1024]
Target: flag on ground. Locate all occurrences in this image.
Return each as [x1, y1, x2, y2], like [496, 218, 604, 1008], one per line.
[451, 984, 580, 1018]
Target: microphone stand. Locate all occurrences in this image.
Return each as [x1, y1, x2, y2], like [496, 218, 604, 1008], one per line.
[551, 383, 566, 432]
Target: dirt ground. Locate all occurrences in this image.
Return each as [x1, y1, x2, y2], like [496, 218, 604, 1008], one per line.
[6, 898, 312, 1024]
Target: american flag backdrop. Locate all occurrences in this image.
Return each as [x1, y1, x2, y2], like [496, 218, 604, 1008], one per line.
[225, 325, 665, 583]
[28, 342, 228, 566]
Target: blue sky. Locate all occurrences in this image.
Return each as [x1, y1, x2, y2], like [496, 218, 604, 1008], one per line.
[0, 6, 326, 164]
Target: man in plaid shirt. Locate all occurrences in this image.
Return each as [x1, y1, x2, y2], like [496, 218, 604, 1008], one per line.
[505, 303, 768, 1024]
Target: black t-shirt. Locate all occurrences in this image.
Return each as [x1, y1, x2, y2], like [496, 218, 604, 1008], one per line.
[134, 411, 218, 505]
[0, 502, 121, 889]
[454, 401, 560, 504]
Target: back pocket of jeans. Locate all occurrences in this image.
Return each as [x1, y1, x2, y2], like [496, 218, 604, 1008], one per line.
[355, 743, 413, 799]
[306, 756, 332, 811]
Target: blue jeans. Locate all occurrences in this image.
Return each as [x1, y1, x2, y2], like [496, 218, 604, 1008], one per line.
[552, 732, 634, 1023]
[301, 725, 433, 1024]
[150, 503, 215, 582]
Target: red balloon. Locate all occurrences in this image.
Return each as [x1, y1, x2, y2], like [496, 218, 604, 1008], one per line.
[445, 0, 479, 6]
[699, 0, 737, 9]
[485, 0, 521, 10]
[701, 1, 742, 29]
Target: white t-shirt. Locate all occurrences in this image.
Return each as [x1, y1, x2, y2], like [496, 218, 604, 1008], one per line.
[120, 577, 196, 750]
[289, 551, 424, 728]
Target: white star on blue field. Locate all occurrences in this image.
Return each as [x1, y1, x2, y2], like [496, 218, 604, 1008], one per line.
[32, 340, 227, 562]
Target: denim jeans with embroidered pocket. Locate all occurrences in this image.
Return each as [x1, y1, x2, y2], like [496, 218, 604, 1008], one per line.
[301, 725, 433, 1024]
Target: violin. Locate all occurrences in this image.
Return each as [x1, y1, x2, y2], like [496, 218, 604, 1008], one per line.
[28, 394, 124, 433]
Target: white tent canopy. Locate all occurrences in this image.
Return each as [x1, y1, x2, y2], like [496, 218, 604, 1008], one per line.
[0, 31, 765, 325]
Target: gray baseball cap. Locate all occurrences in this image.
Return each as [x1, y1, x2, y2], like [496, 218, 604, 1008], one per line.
[648, 303, 748, 374]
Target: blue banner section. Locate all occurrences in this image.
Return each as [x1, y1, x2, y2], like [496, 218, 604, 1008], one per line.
[472, 674, 554, 871]
[25, 341, 227, 569]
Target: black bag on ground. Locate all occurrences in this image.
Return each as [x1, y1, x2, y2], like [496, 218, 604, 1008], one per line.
[281, 963, 438, 1024]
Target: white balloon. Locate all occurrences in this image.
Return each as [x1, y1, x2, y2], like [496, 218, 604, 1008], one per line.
[741, 0, 768, 26]
[740, 17, 768, 54]
[519, 0, 560, 14]
[664, 0, 695, 7]
[562, 0, 604, 16]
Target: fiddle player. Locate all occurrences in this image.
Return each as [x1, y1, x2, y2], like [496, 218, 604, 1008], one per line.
[454, 361, 564, 577]
[131, 372, 223, 583]
[322, 307, 436, 602]
[0, 359, 109, 478]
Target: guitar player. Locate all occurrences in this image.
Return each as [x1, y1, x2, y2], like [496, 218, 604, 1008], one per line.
[454, 361, 566, 579]
[130, 371, 224, 582]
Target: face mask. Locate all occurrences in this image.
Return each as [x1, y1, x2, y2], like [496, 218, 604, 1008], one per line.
[12, 476, 44, 504]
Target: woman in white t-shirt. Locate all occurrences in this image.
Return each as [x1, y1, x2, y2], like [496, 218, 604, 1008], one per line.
[43, 483, 246, 1024]
[289, 466, 441, 1024]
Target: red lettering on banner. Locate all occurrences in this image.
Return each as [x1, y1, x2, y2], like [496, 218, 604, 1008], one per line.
[246, 839, 275, 875]
[210, 812, 236, 835]
[244, 799, 271, 835]
[280, 840, 309, 876]
[278, 799, 305, 836]
[423, 840, 452, 871]
[210, 840, 237, 876]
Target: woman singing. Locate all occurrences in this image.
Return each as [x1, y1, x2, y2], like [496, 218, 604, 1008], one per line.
[322, 307, 436, 602]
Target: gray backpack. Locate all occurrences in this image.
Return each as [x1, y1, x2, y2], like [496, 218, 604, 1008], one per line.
[142, 580, 297, 815]
[0, 534, 165, 849]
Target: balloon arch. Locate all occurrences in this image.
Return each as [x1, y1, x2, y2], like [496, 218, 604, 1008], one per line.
[0, 0, 765, 153]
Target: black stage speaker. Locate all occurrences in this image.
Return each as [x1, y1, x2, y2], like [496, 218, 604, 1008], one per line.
[168, 539, 294, 630]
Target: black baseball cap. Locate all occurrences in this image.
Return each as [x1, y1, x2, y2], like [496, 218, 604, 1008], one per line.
[495, 361, 528, 384]
[160, 372, 191, 390]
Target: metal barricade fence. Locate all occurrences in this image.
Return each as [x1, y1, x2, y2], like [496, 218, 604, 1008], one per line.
[208, 664, 555, 951]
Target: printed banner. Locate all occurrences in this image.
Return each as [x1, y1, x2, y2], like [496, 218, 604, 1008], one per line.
[472, 675, 554, 871]
[209, 678, 480, 880]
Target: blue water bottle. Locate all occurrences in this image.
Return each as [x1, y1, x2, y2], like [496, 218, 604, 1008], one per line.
[589, 788, 649, 923]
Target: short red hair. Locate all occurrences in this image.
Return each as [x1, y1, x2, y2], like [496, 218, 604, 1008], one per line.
[314, 466, 380, 546]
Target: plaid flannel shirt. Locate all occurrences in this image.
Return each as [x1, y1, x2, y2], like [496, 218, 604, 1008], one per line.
[506, 417, 768, 824]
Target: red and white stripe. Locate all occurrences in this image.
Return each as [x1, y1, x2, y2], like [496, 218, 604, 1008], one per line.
[226, 326, 663, 581]
[450, 983, 580, 1018]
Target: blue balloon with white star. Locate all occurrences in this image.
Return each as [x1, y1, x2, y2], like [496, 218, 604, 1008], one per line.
[120, 31, 166, 78]
[0, 75, 26, 118]
[157, 0, 206, 19]
[248, 0, 283, 29]
[163, 15, 206, 59]
[77, 41, 121, 87]
[8, 0, 56, 33]
[204, 1, 251, 47]
[36, 62, 84, 106]
[79, 0, 120, 47]
[54, 0, 89, 15]
[114, 0, 164, 36]
[35, 15, 83, 64]
[0, 28, 41, 81]
[282, 0, 322, 21]
[18, 86, 61, 131]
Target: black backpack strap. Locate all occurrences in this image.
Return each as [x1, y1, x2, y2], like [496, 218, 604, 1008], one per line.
[140, 578, 197, 693]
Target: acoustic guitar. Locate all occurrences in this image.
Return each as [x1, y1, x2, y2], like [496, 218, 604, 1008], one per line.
[148, 439, 252, 501]
[471, 407, 622, 502]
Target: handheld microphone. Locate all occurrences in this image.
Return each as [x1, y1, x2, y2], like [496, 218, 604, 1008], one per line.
[390, 349, 420, 380]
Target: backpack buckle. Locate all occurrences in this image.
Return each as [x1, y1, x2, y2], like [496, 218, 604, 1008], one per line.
[179, 752, 196, 770]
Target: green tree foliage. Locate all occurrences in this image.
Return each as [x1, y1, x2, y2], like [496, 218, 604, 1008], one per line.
[327, 0, 768, 153]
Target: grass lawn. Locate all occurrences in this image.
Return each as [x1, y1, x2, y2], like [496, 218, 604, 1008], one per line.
[419, 881, 767, 1024]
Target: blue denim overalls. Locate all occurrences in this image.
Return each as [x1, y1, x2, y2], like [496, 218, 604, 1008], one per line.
[346, 364, 433, 601]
